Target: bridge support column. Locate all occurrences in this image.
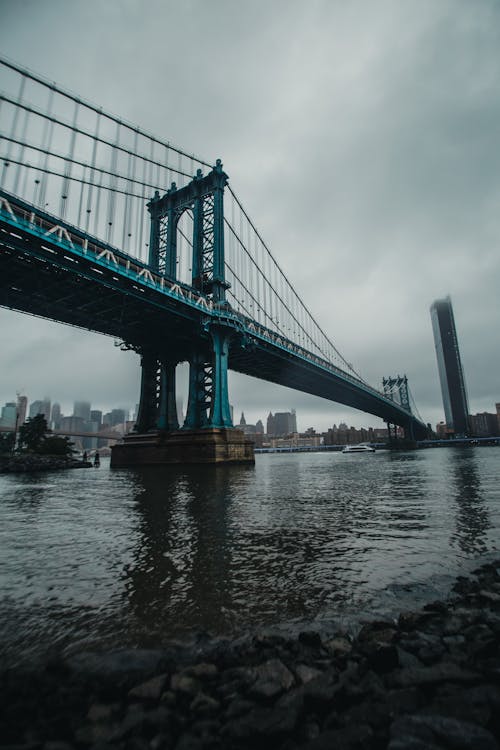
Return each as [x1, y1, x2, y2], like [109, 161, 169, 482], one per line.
[184, 328, 233, 430]
[135, 352, 159, 432]
[112, 332, 253, 467]
[157, 360, 179, 431]
[210, 329, 233, 428]
[135, 354, 179, 433]
[185, 353, 211, 430]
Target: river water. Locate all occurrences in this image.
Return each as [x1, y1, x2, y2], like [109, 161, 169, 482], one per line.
[1, 446, 499, 667]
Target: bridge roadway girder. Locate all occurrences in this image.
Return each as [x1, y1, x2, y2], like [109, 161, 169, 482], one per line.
[0, 194, 427, 438]
[0, 215, 208, 359]
[229, 338, 428, 439]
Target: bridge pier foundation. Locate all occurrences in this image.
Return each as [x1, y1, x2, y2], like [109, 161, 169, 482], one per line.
[110, 428, 254, 467]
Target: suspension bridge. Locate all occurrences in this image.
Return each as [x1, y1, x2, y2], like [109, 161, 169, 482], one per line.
[0, 56, 428, 464]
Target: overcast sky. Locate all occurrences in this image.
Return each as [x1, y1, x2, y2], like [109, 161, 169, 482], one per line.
[1, 0, 499, 431]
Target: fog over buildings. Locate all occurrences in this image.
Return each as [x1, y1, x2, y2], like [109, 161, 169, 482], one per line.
[1, 0, 499, 431]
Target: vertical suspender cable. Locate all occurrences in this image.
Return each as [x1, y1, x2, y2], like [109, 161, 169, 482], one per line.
[60, 99, 79, 219]
[86, 111, 100, 233]
[38, 88, 54, 209]
[1, 73, 26, 190]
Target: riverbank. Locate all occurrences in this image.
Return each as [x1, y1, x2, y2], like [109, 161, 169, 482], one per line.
[0, 454, 91, 473]
[1, 560, 499, 749]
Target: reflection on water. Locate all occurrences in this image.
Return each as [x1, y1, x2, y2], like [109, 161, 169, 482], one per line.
[449, 449, 489, 554]
[0, 447, 499, 666]
[124, 465, 247, 639]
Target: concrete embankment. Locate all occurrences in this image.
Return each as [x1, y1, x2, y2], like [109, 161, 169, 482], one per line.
[0, 454, 91, 473]
[1, 561, 500, 749]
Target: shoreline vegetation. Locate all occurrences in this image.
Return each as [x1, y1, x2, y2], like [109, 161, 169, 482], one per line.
[0, 453, 91, 473]
[0, 414, 91, 473]
[1, 561, 499, 748]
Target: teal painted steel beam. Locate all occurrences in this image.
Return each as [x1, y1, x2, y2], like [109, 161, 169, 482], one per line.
[209, 327, 233, 428]
[157, 360, 179, 431]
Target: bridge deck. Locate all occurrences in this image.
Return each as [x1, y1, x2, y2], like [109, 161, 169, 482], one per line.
[0, 191, 428, 437]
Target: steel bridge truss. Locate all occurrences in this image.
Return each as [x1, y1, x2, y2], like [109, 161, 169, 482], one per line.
[136, 160, 233, 431]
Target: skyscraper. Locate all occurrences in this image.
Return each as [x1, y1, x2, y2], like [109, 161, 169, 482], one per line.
[73, 401, 91, 422]
[430, 296, 470, 436]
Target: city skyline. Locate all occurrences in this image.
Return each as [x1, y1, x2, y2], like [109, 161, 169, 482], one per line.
[1, 1, 500, 431]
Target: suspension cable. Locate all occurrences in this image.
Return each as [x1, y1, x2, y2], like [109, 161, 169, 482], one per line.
[0, 54, 212, 169]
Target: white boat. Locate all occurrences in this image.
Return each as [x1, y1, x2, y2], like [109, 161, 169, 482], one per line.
[342, 443, 375, 454]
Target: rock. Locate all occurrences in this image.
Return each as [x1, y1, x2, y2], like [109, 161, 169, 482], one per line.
[424, 600, 449, 614]
[65, 649, 166, 682]
[170, 673, 201, 696]
[222, 705, 297, 741]
[184, 662, 218, 679]
[295, 663, 323, 684]
[189, 692, 220, 715]
[87, 703, 119, 722]
[396, 646, 422, 668]
[128, 673, 168, 701]
[174, 733, 203, 750]
[303, 722, 373, 749]
[357, 620, 397, 642]
[324, 636, 352, 658]
[479, 590, 500, 605]
[299, 630, 323, 649]
[249, 658, 295, 700]
[362, 641, 399, 673]
[386, 686, 423, 714]
[224, 698, 255, 718]
[387, 662, 479, 688]
[389, 713, 499, 750]
[303, 667, 340, 708]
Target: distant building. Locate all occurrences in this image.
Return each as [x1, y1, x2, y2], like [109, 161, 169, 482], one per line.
[0, 402, 17, 429]
[469, 412, 499, 437]
[29, 397, 51, 422]
[430, 296, 470, 436]
[267, 410, 297, 436]
[51, 402, 62, 429]
[73, 401, 91, 422]
[436, 421, 454, 439]
[323, 423, 379, 446]
[90, 410, 102, 427]
[103, 409, 128, 427]
[17, 395, 27, 426]
[497, 404, 500, 435]
[238, 411, 259, 436]
[266, 411, 274, 435]
[59, 415, 85, 433]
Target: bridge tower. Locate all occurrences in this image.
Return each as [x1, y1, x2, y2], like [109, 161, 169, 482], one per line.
[111, 161, 253, 465]
[382, 374, 415, 445]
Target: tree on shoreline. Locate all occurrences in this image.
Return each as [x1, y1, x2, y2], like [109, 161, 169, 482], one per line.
[0, 432, 15, 453]
[18, 415, 75, 457]
[18, 415, 47, 452]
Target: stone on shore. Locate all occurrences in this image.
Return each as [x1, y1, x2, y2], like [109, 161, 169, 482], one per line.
[1, 559, 500, 748]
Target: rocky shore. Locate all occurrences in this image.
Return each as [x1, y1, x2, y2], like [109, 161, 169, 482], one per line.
[2, 561, 500, 749]
[0, 454, 91, 473]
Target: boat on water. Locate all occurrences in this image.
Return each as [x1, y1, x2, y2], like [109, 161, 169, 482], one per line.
[342, 443, 375, 454]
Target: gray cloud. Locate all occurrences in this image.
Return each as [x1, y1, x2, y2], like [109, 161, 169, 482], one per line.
[1, 0, 499, 431]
